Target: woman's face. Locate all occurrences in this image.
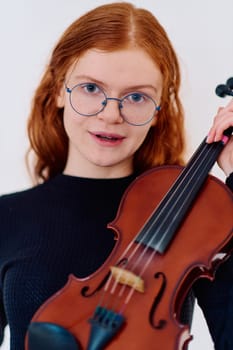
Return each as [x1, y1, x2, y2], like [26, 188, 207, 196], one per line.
[57, 47, 163, 178]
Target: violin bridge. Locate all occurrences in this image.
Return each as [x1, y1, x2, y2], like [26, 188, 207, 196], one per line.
[110, 266, 145, 293]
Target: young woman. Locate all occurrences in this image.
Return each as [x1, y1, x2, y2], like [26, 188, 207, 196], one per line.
[0, 3, 232, 350]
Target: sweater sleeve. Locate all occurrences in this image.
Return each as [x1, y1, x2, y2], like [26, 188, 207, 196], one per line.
[0, 291, 7, 344]
[0, 196, 8, 344]
[193, 172, 233, 349]
[226, 172, 233, 192]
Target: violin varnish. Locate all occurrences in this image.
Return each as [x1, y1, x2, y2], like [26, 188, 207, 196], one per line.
[110, 266, 144, 292]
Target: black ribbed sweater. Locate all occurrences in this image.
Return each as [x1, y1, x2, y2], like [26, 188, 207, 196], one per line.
[0, 172, 232, 350]
[0, 174, 136, 350]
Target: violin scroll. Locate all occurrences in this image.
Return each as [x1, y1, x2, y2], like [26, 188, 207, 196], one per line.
[215, 77, 233, 97]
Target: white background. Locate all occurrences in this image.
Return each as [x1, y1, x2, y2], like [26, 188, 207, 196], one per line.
[0, 1, 233, 349]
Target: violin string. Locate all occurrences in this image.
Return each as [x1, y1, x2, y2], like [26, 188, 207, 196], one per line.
[97, 249, 158, 314]
[98, 240, 159, 312]
[134, 140, 219, 252]
[97, 142, 212, 309]
[96, 241, 142, 310]
[97, 140, 222, 313]
[111, 141, 220, 306]
[123, 250, 157, 306]
[117, 141, 210, 264]
[116, 141, 212, 272]
[149, 142, 221, 250]
[109, 142, 218, 307]
[108, 249, 158, 312]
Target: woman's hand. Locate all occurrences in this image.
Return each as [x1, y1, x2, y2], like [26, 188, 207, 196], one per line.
[206, 99, 233, 176]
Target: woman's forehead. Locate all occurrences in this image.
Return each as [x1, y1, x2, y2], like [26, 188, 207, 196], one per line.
[67, 48, 163, 94]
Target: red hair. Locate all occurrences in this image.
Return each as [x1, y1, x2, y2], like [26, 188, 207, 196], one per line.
[27, 2, 185, 182]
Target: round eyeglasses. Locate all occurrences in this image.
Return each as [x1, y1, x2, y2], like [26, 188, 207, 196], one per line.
[65, 82, 160, 126]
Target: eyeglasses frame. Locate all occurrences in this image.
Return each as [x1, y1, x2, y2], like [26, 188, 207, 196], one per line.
[65, 82, 161, 126]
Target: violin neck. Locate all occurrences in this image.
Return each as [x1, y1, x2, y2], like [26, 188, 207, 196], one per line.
[136, 128, 232, 254]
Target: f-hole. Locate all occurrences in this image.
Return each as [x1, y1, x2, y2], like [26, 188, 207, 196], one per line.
[81, 258, 128, 297]
[149, 272, 167, 329]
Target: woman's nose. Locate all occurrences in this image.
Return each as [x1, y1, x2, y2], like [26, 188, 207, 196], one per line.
[97, 98, 124, 124]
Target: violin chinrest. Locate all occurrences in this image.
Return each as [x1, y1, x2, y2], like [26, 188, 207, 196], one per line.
[27, 322, 79, 350]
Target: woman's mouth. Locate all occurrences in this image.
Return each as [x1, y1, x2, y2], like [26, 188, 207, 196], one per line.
[90, 131, 125, 145]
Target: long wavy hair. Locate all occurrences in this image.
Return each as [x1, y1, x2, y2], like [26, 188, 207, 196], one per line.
[27, 2, 186, 183]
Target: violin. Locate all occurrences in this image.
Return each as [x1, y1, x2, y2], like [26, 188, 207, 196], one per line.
[25, 80, 233, 350]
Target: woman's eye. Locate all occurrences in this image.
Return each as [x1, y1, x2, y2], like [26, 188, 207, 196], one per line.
[128, 93, 145, 103]
[83, 83, 100, 94]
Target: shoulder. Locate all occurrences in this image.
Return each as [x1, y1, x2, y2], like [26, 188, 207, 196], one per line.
[0, 181, 52, 213]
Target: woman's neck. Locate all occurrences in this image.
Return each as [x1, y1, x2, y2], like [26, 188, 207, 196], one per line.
[63, 160, 133, 179]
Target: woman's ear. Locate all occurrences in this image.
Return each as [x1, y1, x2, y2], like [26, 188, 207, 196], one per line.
[56, 86, 65, 108]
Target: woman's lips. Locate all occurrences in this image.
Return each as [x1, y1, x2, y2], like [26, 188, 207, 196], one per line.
[89, 131, 125, 145]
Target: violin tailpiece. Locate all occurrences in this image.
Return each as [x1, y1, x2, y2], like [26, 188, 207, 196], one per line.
[87, 306, 125, 350]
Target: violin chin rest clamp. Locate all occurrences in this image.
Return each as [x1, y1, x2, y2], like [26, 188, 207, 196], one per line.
[27, 322, 80, 350]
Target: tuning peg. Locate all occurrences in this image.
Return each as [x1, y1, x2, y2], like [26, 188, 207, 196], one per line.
[226, 77, 233, 89]
[215, 77, 233, 97]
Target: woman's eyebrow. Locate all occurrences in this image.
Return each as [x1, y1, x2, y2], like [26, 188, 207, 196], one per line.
[124, 84, 158, 93]
[71, 75, 158, 94]
[71, 75, 105, 86]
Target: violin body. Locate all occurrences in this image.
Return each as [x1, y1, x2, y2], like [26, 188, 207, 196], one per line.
[25, 166, 233, 350]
